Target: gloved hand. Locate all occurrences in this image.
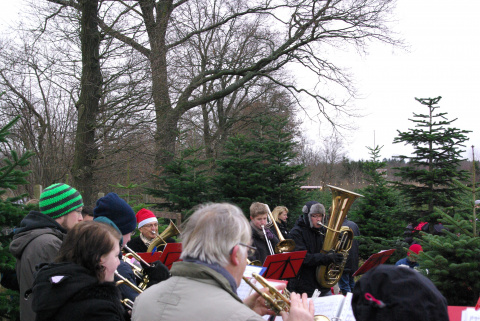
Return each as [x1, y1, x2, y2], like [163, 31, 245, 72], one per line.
[141, 260, 170, 287]
[322, 252, 344, 265]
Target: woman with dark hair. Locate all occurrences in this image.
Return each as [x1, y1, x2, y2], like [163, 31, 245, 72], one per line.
[31, 221, 127, 321]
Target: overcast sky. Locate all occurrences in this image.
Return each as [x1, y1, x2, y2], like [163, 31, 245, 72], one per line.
[299, 0, 480, 162]
[1, 0, 479, 162]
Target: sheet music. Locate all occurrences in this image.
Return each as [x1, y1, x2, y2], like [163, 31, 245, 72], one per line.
[237, 266, 269, 300]
[462, 308, 480, 321]
[311, 295, 346, 319]
[311, 293, 356, 320]
[337, 293, 356, 321]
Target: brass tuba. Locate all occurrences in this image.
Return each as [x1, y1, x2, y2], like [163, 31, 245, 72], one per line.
[147, 220, 181, 252]
[316, 185, 363, 288]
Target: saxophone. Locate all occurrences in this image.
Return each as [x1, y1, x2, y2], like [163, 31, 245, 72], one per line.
[316, 185, 363, 288]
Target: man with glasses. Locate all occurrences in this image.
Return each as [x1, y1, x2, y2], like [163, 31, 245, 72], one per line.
[127, 208, 176, 253]
[10, 183, 84, 321]
[288, 201, 344, 297]
[132, 203, 314, 321]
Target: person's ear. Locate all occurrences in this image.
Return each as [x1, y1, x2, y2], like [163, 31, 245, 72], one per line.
[230, 245, 240, 266]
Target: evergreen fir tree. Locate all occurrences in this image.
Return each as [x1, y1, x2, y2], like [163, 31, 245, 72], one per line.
[349, 146, 407, 262]
[146, 146, 213, 216]
[0, 111, 35, 320]
[392, 96, 471, 224]
[419, 182, 480, 305]
[214, 115, 307, 215]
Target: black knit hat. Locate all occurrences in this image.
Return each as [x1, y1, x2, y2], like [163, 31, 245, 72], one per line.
[352, 265, 449, 321]
[39, 183, 83, 219]
[93, 193, 136, 235]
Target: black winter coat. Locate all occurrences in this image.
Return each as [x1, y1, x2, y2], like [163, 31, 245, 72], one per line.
[288, 214, 331, 296]
[31, 262, 127, 321]
[249, 227, 279, 264]
[270, 220, 291, 240]
[126, 235, 176, 253]
[342, 219, 360, 273]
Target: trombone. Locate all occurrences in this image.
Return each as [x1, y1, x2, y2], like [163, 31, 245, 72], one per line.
[264, 204, 295, 254]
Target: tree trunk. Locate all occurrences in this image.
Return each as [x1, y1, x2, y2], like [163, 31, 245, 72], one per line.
[72, 0, 101, 205]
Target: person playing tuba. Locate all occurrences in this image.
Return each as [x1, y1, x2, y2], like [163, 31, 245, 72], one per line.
[126, 209, 176, 253]
[288, 201, 344, 297]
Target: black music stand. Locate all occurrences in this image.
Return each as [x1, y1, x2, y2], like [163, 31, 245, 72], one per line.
[262, 250, 307, 279]
[353, 249, 395, 276]
[159, 243, 183, 270]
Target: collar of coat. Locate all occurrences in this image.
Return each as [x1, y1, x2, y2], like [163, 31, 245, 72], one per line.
[170, 260, 243, 303]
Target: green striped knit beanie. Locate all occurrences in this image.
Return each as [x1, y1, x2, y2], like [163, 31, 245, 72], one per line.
[39, 183, 84, 219]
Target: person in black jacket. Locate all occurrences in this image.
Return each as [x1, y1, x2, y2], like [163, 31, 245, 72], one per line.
[126, 208, 175, 253]
[338, 218, 360, 295]
[352, 265, 448, 321]
[288, 201, 343, 297]
[248, 202, 279, 264]
[93, 193, 170, 303]
[32, 220, 127, 321]
[270, 206, 291, 240]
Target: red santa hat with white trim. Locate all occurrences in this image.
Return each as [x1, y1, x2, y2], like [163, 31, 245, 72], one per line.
[136, 208, 157, 228]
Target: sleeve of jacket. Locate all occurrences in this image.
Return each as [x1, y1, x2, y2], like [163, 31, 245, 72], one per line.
[23, 233, 63, 291]
[289, 227, 329, 267]
[116, 261, 140, 301]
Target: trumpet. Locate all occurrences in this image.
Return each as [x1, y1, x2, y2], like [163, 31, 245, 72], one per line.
[242, 272, 290, 315]
[115, 271, 143, 310]
[122, 245, 150, 290]
[115, 271, 143, 293]
[242, 272, 330, 321]
[147, 220, 181, 252]
[264, 204, 295, 254]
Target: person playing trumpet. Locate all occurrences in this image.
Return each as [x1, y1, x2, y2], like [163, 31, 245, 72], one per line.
[31, 221, 129, 321]
[249, 202, 279, 264]
[132, 202, 314, 321]
[93, 193, 170, 303]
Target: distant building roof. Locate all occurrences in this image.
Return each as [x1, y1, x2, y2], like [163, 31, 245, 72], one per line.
[300, 186, 323, 190]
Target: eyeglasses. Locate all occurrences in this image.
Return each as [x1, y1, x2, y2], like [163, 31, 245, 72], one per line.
[238, 242, 257, 257]
[311, 214, 323, 218]
[141, 223, 158, 229]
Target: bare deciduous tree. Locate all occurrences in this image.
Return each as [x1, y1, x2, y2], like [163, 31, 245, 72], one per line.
[47, 0, 400, 173]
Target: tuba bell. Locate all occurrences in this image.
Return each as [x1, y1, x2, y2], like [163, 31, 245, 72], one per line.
[316, 185, 363, 288]
[147, 220, 181, 252]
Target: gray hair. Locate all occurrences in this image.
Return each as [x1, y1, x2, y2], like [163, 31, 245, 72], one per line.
[180, 203, 251, 266]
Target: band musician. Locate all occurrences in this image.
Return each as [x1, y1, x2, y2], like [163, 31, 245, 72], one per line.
[132, 202, 314, 321]
[288, 201, 344, 297]
[127, 208, 175, 253]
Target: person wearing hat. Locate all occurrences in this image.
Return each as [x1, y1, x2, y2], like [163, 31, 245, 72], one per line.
[93, 193, 170, 303]
[287, 201, 344, 297]
[9, 183, 84, 321]
[126, 208, 176, 253]
[395, 244, 423, 269]
[351, 264, 449, 321]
